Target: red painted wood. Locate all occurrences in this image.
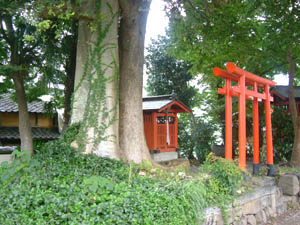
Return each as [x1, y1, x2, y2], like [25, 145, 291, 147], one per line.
[253, 82, 260, 165]
[238, 74, 247, 170]
[158, 100, 192, 113]
[213, 62, 276, 171]
[264, 85, 274, 165]
[143, 99, 191, 153]
[226, 62, 276, 87]
[225, 78, 233, 161]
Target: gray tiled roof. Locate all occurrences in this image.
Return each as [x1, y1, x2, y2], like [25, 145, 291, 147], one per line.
[0, 93, 45, 113]
[0, 127, 60, 140]
[271, 86, 300, 99]
[143, 95, 175, 111]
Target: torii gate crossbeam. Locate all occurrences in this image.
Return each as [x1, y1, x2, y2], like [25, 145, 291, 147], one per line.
[213, 62, 276, 176]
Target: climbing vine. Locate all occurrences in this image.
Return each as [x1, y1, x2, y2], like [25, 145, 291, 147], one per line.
[71, 1, 119, 153]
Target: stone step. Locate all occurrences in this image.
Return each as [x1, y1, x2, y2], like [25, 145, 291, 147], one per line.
[251, 176, 275, 187]
[151, 151, 178, 162]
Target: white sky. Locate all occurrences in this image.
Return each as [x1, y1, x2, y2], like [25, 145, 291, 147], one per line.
[145, 0, 168, 48]
[274, 74, 288, 85]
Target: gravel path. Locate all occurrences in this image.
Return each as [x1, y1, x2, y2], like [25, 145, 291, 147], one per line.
[264, 208, 300, 225]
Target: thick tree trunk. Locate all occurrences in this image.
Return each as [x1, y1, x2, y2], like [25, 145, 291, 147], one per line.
[287, 50, 300, 166]
[71, 0, 119, 159]
[71, 2, 95, 123]
[119, 0, 152, 163]
[12, 72, 33, 155]
[63, 21, 77, 131]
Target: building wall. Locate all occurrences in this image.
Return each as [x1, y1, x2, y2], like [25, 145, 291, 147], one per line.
[0, 112, 57, 128]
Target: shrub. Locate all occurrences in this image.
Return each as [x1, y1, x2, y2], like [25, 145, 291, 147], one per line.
[198, 153, 244, 204]
[0, 136, 243, 224]
[178, 114, 216, 162]
[272, 107, 293, 163]
[0, 141, 201, 224]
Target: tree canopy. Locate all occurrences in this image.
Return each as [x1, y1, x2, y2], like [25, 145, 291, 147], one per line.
[145, 35, 197, 107]
[164, 0, 300, 165]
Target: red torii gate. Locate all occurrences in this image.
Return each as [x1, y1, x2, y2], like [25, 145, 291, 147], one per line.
[213, 62, 276, 176]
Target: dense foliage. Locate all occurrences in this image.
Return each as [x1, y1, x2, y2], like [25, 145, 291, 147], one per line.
[272, 107, 294, 163]
[145, 35, 197, 107]
[0, 127, 243, 224]
[178, 114, 216, 162]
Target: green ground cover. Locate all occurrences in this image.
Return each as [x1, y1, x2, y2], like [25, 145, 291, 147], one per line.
[0, 127, 244, 225]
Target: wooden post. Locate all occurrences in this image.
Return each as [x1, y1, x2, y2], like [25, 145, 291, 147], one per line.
[213, 62, 275, 174]
[239, 74, 247, 170]
[264, 84, 274, 176]
[225, 78, 233, 161]
[253, 82, 260, 175]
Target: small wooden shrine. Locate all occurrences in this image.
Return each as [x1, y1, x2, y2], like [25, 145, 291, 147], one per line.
[143, 95, 191, 153]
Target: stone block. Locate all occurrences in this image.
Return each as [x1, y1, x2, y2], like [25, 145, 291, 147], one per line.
[276, 201, 287, 215]
[275, 187, 282, 202]
[238, 199, 261, 215]
[202, 207, 224, 225]
[278, 174, 300, 196]
[271, 192, 276, 213]
[247, 215, 257, 225]
[260, 195, 271, 209]
[265, 206, 275, 217]
[233, 186, 277, 207]
[252, 176, 275, 187]
[240, 216, 247, 225]
[264, 208, 269, 219]
[285, 172, 300, 181]
[280, 195, 294, 204]
[255, 210, 267, 224]
[151, 151, 178, 162]
[291, 195, 298, 203]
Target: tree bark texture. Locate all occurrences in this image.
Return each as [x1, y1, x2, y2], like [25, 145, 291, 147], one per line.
[119, 0, 152, 163]
[287, 50, 300, 166]
[71, 1, 97, 124]
[71, 0, 119, 159]
[63, 21, 78, 131]
[12, 72, 33, 155]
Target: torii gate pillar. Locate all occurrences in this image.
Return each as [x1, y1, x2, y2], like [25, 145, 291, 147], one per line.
[213, 62, 276, 176]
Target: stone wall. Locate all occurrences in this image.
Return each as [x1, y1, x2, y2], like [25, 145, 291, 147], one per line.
[202, 175, 300, 225]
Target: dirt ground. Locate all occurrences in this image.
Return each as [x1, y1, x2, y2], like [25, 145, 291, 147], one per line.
[264, 207, 300, 225]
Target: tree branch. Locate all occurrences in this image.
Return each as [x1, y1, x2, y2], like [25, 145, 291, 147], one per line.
[39, 1, 95, 22]
[185, 0, 210, 21]
[260, 61, 289, 76]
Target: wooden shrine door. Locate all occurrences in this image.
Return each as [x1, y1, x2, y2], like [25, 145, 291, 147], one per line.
[156, 113, 177, 152]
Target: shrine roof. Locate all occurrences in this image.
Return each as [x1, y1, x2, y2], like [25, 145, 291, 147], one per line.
[270, 85, 300, 100]
[0, 93, 45, 113]
[143, 94, 191, 113]
[0, 127, 60, 140]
